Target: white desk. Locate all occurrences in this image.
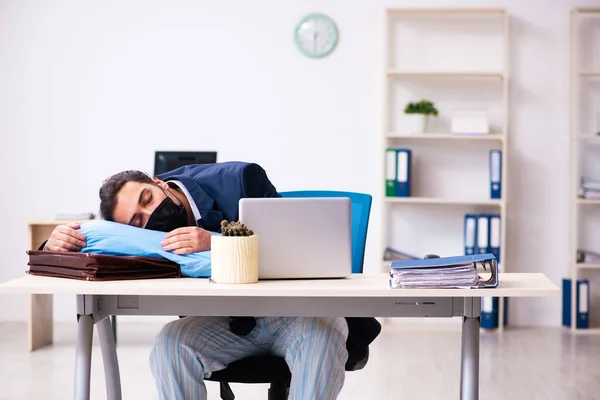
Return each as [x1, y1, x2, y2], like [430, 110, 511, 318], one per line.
[0, 273, 559, 400]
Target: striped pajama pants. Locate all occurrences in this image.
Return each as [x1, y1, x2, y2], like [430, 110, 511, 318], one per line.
[149, 316, 349, 400]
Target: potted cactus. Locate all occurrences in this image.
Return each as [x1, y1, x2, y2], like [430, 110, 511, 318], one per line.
[210, 220, 259, 284]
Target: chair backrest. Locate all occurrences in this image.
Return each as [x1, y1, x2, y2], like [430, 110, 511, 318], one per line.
[278, 191, 372, 274]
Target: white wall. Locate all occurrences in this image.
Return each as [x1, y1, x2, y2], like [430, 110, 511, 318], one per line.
[0, 0, 596, 325]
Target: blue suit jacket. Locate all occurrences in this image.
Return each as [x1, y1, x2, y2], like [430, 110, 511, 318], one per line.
[159, 161, 381, 355]
[156, 161, 281, 232]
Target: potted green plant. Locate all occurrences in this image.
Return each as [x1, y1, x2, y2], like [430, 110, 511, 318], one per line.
[211, 220, 258, 284]
[404, 99, 439, 134]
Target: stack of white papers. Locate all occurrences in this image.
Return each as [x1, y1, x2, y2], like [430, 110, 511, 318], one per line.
[577, 249, 600, 263]
[390, 264, 482, 289]
[579, 177, 600, 199]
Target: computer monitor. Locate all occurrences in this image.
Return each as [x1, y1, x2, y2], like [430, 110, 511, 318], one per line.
[154, 151, 217, 176]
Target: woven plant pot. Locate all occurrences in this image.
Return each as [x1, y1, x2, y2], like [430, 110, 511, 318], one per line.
[210, 235, 258, 284]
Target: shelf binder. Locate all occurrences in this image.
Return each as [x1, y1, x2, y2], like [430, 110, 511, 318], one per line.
[466, 213, 501, 262]
[490, 150, 502, 199]
[464, 214, 477, 255]
[489, 214, 501, 263]
[396, 149, 411, 197]
[385, 148, 397, 197]
[477, 215, 489, 255]
[480, 297, 508, 329]
[481, 296, 497, 329]
[562, 279, 569, 327]
[578, 280, 590, 329]
[562, 278, 590, 329]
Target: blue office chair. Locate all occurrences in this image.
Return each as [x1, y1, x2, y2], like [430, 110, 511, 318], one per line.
[207, 191, 374, 400]
[278, 191, 371, 274]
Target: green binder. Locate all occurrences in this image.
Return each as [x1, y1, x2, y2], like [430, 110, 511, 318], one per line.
[385, 148, 397, 197]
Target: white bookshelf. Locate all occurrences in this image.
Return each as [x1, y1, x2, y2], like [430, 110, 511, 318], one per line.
[387, 133, 504, 141]
[387, 70, 505, 79]
[382, 8, 509, 331]
[386, 8, 506, 15]
[574, 135, 600, 141]
[384, 197, 504, 207]
[568, 8, 600, 333]
[577, 199, 600, 205]
[576, 263, 600, 270]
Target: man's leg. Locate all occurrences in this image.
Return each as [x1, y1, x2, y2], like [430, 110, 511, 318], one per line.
[149, 316, 263, 400]
[272, 317, 349, 400]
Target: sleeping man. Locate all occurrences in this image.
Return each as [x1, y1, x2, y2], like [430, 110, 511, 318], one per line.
[42, 161, 380, 400]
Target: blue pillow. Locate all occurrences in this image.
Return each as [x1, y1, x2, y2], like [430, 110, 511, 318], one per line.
[78, 220, 212, 278]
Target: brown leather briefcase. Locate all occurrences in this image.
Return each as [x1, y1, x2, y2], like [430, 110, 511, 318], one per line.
[26, 250, 181, 281]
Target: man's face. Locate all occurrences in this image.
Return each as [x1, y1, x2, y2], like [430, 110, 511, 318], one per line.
[112, 180, 168, 228]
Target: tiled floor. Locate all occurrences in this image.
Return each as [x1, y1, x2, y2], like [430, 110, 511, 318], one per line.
[0, 320, 599, 400]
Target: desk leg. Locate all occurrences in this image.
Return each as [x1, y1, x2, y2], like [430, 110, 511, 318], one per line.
[97, 317, 122, 400]
[29, 294, 53, 351]
[74, 314, 94, 400]
[460, 297, 481, 400]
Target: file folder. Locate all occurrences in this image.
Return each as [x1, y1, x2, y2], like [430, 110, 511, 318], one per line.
[481, 297, 508, 329]
[385, 149, 397, 197]
[489, 214, 501, 263]
[485, 214, 503, 329]
[578, 280, 590, 329]
[481, 296, 498, 329]
[562, 279, 571, 327]
[562, 278, 590, 329]
[396, 149, 411, 197]
[490, 150, 502, 199]
[464, 214, 477, 255]
[477, 215, 489, 255]
[390, 253, 499, 289]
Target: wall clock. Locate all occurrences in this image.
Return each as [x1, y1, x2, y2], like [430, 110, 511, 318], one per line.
[294, 13, 339, 58]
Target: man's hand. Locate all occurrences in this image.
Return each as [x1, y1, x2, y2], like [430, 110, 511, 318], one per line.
[44, 222, 87, 252]
[161, 227, 212, 255]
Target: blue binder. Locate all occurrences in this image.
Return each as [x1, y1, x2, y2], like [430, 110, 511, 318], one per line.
[489, 150, 502, 199]
[464, 214, 477, 255]
[562, 279, 571, 327]
[481, 297, 508, 329]
[472, 213, 502, 329]
[578, 280, 590, 329]
[476, 215, 490, 255]
[562, 278, 590, 329]
[481, 296, 498, 329]
[390, 253, 499, 288]
[395, 149, 411, 197]
[489, 214, 501, 263]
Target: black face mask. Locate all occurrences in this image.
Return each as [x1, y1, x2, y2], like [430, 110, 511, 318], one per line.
[145, 191, 189, 232]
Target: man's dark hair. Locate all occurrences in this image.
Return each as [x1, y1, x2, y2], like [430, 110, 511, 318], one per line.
[99, 170, 154, 221]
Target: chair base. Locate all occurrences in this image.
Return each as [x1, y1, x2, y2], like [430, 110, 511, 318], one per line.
[268, 382, 289, 400]
[218, 381, 289, 400]
[219, 382, 235, 400]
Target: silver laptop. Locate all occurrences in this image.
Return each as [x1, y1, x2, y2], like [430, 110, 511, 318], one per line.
[238, 197, 352, 279]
